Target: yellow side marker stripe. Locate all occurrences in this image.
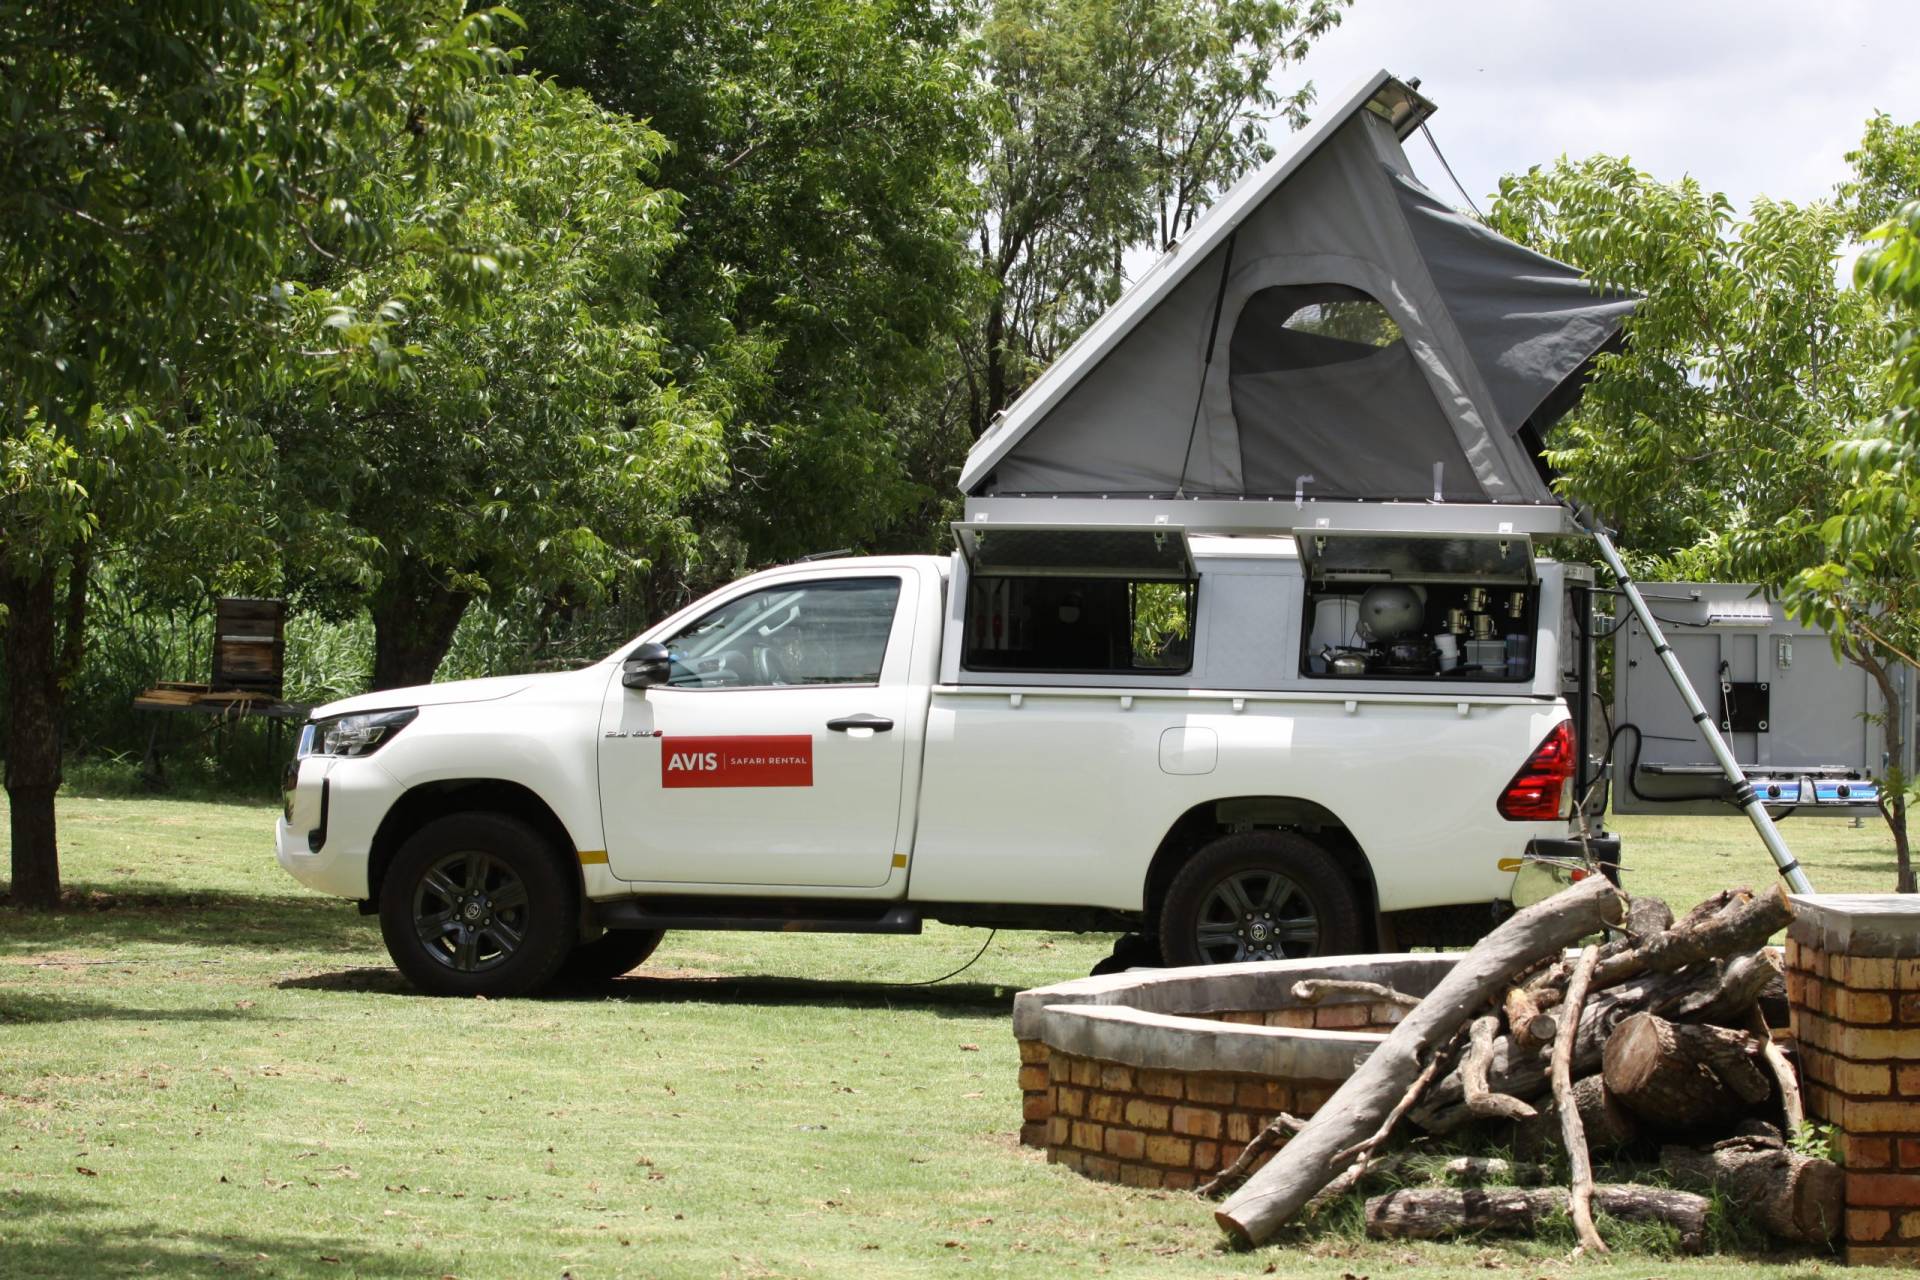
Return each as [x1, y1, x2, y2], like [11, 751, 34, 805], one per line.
[891, 853, 909, 869]
[1496, 857, 1524, 872]
[578, 850, 609, 866]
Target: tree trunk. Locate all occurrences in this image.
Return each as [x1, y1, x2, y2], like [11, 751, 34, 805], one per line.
[1661, 1140, 1842, 1244]
[1602, 1012, 1769, 1131]
[369, 559, 472, 691]
[1364, 1186, 1709, 1254]
[1856, 647, 1914, 893]
[980, 292, 1008, 435]
[1214, 876, 1625, 1246]
[2, 568, 64, 909]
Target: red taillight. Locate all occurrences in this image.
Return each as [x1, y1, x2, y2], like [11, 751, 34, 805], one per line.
[1498, 721, 1577, 821]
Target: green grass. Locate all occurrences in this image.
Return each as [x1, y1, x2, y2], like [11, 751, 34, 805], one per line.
[0, 796, 1897, 1279]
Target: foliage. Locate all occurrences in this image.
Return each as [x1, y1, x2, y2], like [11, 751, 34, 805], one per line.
[516, 0, 985, 567]
[1489, 158, 1885, 556]
[1759, 196, 1920, 889]
[1787, 1119, 1838, 1163]
[1494, 120, 1920, 891]
[0, 0, 515, 905]
[263, 76, 733, 688]
[0, 0, 512, 569]
[963, 0, 1349, 435]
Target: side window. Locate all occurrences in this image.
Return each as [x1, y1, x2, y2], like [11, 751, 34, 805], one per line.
[964, 575, 1196, 674]
[661, 577, 901, 689]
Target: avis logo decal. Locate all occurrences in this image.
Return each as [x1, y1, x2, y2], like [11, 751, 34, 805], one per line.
[659, 735, 812, 788]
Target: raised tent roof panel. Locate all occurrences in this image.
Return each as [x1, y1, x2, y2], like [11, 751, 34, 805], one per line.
[960, 72, 1634, 535]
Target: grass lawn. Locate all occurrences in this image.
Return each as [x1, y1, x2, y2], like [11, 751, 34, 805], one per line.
[0, 792, 1897, 1279]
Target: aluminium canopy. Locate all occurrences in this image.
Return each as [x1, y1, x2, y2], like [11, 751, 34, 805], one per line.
[959, 72, 1634, 517]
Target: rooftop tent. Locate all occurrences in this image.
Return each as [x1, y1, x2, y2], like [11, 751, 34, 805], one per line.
[959, 73, 1635, 513]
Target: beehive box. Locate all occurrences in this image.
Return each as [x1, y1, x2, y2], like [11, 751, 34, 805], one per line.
[212, 597, 285, 697]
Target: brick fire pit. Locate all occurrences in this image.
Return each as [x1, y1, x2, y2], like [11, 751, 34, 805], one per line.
[1013, 954, 1457, 1189]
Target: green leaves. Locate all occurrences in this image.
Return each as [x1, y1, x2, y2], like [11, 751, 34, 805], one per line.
[267, 76, 729, 667]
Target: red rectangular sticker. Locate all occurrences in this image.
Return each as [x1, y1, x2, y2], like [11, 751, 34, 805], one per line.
[660, 735, 813, 788]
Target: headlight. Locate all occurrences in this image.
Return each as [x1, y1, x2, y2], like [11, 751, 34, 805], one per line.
[306, 708, 419, 758]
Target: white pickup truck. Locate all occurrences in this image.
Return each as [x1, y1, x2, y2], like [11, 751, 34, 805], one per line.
[277, 527, 1614, 996]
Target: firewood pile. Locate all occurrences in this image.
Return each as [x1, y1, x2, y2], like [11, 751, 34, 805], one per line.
[1205, 876, 1840, 1256]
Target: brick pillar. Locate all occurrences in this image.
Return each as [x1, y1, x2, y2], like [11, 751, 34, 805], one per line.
[1787, 896, 1920, 1267]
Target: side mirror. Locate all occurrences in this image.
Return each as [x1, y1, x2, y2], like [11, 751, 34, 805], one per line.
[621, 642, 672, 690]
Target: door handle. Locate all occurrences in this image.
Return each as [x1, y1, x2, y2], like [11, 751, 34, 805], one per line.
[827, 713, 894, 733]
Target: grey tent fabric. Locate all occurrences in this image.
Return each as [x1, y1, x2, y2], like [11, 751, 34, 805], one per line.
[962, 84, 1635, 506]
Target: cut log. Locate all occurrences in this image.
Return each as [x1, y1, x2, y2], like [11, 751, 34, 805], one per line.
[1528, 893, 1674, 1004]
[1661, 1142, 1842, 1244]
[1503, 985, 1557, 1051]
[1364, 1186, 1709, 1254]
[1553, 945, 1606, 1254]
[1531, 887, 1789, 1012]
[1603, 1012, 1769, 1131]
[1463, 1013, 1538, 1121]
[1516, 1075, 1640, 1157]
[1414, 955, 1774, 1134]
[1593, 885, 1792, 991]
[1213, 875, 1626, 1246]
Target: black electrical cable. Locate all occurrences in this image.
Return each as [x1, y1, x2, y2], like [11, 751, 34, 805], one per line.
[1607, 721, 1730, 806]
[882, 929, 997, 987]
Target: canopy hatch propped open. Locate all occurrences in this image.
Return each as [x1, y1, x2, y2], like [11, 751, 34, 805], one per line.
[959, 71, 1634, 537]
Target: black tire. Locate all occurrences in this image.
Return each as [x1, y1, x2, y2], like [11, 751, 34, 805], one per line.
[1090, 932, 1164, 976]
[556, 928, 666, 987]
[1158, 831, 1364, 966]
[378, 812, 577, 997]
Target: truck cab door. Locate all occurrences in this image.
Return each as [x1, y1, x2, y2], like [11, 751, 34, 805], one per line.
[597, 570, 916, 889]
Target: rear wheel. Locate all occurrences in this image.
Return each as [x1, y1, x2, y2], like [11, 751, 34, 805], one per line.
[557, 928, 666, 986]
[1159, 831, 1363, 966]
[378, 812, 577, 997]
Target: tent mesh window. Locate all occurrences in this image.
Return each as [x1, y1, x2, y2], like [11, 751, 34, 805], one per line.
[1231, 284, 1403, 373]
[963, 576, 1195, 675]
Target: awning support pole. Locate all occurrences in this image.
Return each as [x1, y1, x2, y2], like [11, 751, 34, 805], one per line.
[1576, 509, 1814, 894]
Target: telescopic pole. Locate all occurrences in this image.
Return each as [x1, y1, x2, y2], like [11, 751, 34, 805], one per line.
[1576, 509, 1815, 894]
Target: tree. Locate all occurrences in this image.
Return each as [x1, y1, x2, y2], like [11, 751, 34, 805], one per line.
[266, 78, 734, 689]
[1491, 124, 1918, 890]
[1761, 197, 1920, 891]
[515, 0, 985, 568]
[964, 0, 1350, 437]
[1488, 158, 1884, 556]
[0, 1, 512, 907]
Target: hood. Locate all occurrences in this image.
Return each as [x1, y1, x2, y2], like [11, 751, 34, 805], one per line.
[311, 671, 567, 719]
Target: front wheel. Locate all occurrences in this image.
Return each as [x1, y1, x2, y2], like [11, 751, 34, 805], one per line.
[1158, 831, 1363, 966]
[378, 812, 577, 997]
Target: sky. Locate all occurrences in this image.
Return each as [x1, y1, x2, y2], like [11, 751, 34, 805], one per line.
[1289, 0, 1920, 214]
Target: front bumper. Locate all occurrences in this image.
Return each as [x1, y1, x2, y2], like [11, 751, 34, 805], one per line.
[275, 755, 403, 899]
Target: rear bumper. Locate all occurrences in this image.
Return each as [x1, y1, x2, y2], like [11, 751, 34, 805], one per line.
[1526, 832, 1622, 871]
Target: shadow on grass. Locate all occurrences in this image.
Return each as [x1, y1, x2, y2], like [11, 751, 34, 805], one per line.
[0, 1190, 425, 1280]
[0, 883, 374, 955]
[279, 966, 1018, 1015]
[0, 990, 271, 1025]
